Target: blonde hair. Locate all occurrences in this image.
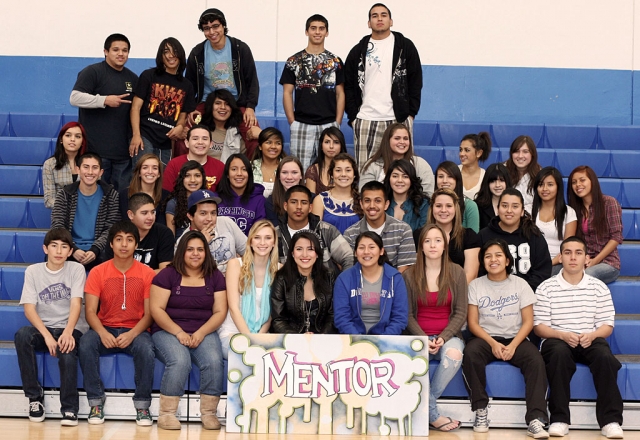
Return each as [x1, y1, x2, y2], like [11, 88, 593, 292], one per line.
[428, 188, 464, 250]
[238, 220, 279, 294]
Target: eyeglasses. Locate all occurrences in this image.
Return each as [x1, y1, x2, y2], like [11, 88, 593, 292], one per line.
[202, 24, 222, 32]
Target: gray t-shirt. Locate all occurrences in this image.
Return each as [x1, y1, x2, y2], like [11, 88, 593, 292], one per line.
[20, 261, 89, 333]
[468, 275, 535, 339]
[361, 272, 383, 332]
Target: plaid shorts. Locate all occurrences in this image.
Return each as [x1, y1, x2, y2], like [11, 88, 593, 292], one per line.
[289, 120, 339, 172]
[353, 117, 414, 170]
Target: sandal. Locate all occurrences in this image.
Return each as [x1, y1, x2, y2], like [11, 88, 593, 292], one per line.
[430, 417, 460, 432]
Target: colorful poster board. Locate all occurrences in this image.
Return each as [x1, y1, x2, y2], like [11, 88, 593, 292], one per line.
[226, 333, 430, 435]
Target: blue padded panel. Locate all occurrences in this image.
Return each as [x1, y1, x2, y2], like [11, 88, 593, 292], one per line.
[0, 137, 52, 165]
[27, 198, 51, 229]
[0, 166, 42, 195]
[346, 144, 354, 159]
[598, 125, 640, 151]
[485, 148, 502, 165]
[619, 244, 640, 276]
[544, 125, 598, 150]
[61, 113, 78, 126]
[15, 231, 46, 264]
[485, 361, 526, 398]
[568, 363, 627, 400]
[414, 146, 443, 169]
[0, 304, 29, 340]
[598, 179, 623, 200]
[622, 180, 640, 209]
[339, 120, 354, 145]
[275, 118, 291, 144]
[413, 122, 438, 146]
[113, 354, 176, 391]
[621, 210, 637, 240]
[9, 113, 62, 138]
[0, 348, 43, 387]
[490, 123, 544, 150]
[442, 146, 460, 163]
[610, 150, 640, 179]
[625, 363, 640, 400]
[1, 266, 26, 301]
[536, 149, 556, 169]
[0, 113, 9, 136]
[0, 231, 16, 263]
[610, 280, 640, 314]
[555, 149, 610, 178]
[608, 320, 640, 355]
[429, 360, 467, 397]
[0, 198, 28, 228]
[437, 123, 492, 147]
[258, 118, 277, 130]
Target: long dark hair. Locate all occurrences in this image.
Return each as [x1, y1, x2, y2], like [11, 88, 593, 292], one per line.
[155, 37, 187, 76]
[311, 126, 347, 181]
[363, 122, 413, 174]
[567, 165, 607, 240]
[354, 231, 389, 266]
[217, 154, 255, 203]
[460, 131, 492, 162]
[161, 160, 206, 229]
[53, 122, 87, 170]
[435, 161, 466, 214]
[276, 231, 331, 295]
[272, 156, 304, 218]
[498, 188, 541, 239]
[505, 135, 541, 195]
[328, 153, 363, 217]
[201, 89, 243, 130]
[531, 167, 567, 241]
[251, 127, 286, 161]
[475, 163, 512, 207]
[384, 159, 426, 217]
[172, 230, 217, 277]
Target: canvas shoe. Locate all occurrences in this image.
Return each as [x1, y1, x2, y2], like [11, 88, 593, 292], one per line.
[28, 398, 45, 422]
[136, 408, 153, 426]
[88, 405, 105, 425]
[473, 407, 489, 433]
[60, 412, 78, 426]
[548, 422, 569, 437]
[601, 422, 624, 439]
[527, 418, 549, 438]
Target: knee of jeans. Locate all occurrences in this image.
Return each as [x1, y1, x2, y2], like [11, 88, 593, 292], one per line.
[14, 326, 34, 345]
[442, 348, 463, 368]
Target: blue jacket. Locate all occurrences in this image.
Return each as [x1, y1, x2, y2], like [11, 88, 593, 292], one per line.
[333, 263, 408, 335]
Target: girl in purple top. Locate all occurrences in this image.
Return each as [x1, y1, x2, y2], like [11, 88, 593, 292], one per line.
[150, 230, 227, 431]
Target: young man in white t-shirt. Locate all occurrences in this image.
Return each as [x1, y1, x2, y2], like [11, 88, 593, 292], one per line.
[15, 228, 88, 426]
[534, 237, 623, 439]
[344, 3, 423, 169]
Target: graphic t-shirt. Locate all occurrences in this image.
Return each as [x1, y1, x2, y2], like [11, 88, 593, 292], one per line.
[361, 272, 383, 332]
[20, 261, 89, 333]
[357, 34, 395, 121]
[468, 275, 536, 339]
[279, 49, 344, 125]
[134, 68, 196, 150]
[203, 38, 238, 101]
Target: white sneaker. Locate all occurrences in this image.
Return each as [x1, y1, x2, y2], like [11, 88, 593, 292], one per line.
[527, 419, 549, 438]
[548, 422, 569, 437]
[601, 422, 624, 439]
[473, 407, 489, 433]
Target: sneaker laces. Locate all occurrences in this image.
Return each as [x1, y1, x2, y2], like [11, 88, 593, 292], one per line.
[29, 401, 43, 412]
[137, 409, 151, 418]
[475, 408, 488, 426]
[63, 412, 75, 418]
[529, 419, 545, 433]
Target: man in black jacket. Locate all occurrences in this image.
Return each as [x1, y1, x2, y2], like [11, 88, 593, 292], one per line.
[344, 3, 423, 170]
[185, 8, 261, 158]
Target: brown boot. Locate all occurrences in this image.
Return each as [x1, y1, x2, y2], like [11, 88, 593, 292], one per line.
[200, 394, 221, 430]
[157, 395, 181, 430]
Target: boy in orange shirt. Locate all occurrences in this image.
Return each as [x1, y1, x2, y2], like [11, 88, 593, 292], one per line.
[78, 221, 156, 426]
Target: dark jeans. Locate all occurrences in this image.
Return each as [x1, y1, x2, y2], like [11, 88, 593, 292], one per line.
[101, 158, 132, 192]
[14, 326, 82, 414]
[462, 336, 549, 424]
[541, 337, 623, 427]
[78, 327, 154, 409]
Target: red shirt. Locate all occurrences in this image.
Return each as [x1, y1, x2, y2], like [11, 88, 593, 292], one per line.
[162, 154, 224, 193]
[416, 290, 452, 336]
[85, 260, 155, 329]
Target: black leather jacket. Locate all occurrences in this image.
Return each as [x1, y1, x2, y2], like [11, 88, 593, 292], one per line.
[270, 271, 336, 334]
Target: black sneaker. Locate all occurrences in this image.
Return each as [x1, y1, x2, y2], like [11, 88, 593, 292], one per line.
[136, 408, 153, 426]
[28, 398, 45, 422]
[60, 412, 78, 426]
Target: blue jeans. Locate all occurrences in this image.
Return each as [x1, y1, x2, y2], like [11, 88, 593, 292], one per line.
[101, 158, 132, 192]
[15, 326, 82, 414]
[133, 136, 172, 166]
[78, 327, 154, 409]
[429, 336, 464, 423]
[585, 263, 620, 284]
[152, 330, 224, 397]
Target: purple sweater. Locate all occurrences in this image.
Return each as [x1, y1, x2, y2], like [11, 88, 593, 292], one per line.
[215, 184, 266, 235]
[151, 266, 225, 334]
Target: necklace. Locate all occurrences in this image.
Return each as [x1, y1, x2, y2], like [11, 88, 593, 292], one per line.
[304, 299, 312, 333]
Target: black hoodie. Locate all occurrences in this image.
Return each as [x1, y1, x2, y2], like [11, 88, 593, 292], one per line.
[478, 216, 552, 291]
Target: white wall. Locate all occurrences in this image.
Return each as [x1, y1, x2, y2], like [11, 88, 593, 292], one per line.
[1, 0, 637, 70]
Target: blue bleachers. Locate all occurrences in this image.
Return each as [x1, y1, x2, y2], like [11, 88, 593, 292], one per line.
[0, 347, 42, 387]
[0, 231, 46, 264]
[536, 149, 556, 169]
[8, 113, 62, 138]
[619, 244, 640, 276]
[608, 320, 640, 356]
[0, 138, 52, 165]
[0, 198, 29, 228]
[0, 166, 42, 195]
[0, 113, 9, 137]
[598, 125, 640, 151]
[610, 280, 640, 314]
[0, 305, 30, 340]
[555, 149, 611, 178]
[491, 123, 544, 149]
[413, 122, 438, 146]
[0, 266, 26, 301]
[27, 198, 51, 229]
[544, 124, 598, 149]
[437, 122, 492, 146]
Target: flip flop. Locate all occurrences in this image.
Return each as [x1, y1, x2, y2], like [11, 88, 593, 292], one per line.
[430, 417, 461, 432]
